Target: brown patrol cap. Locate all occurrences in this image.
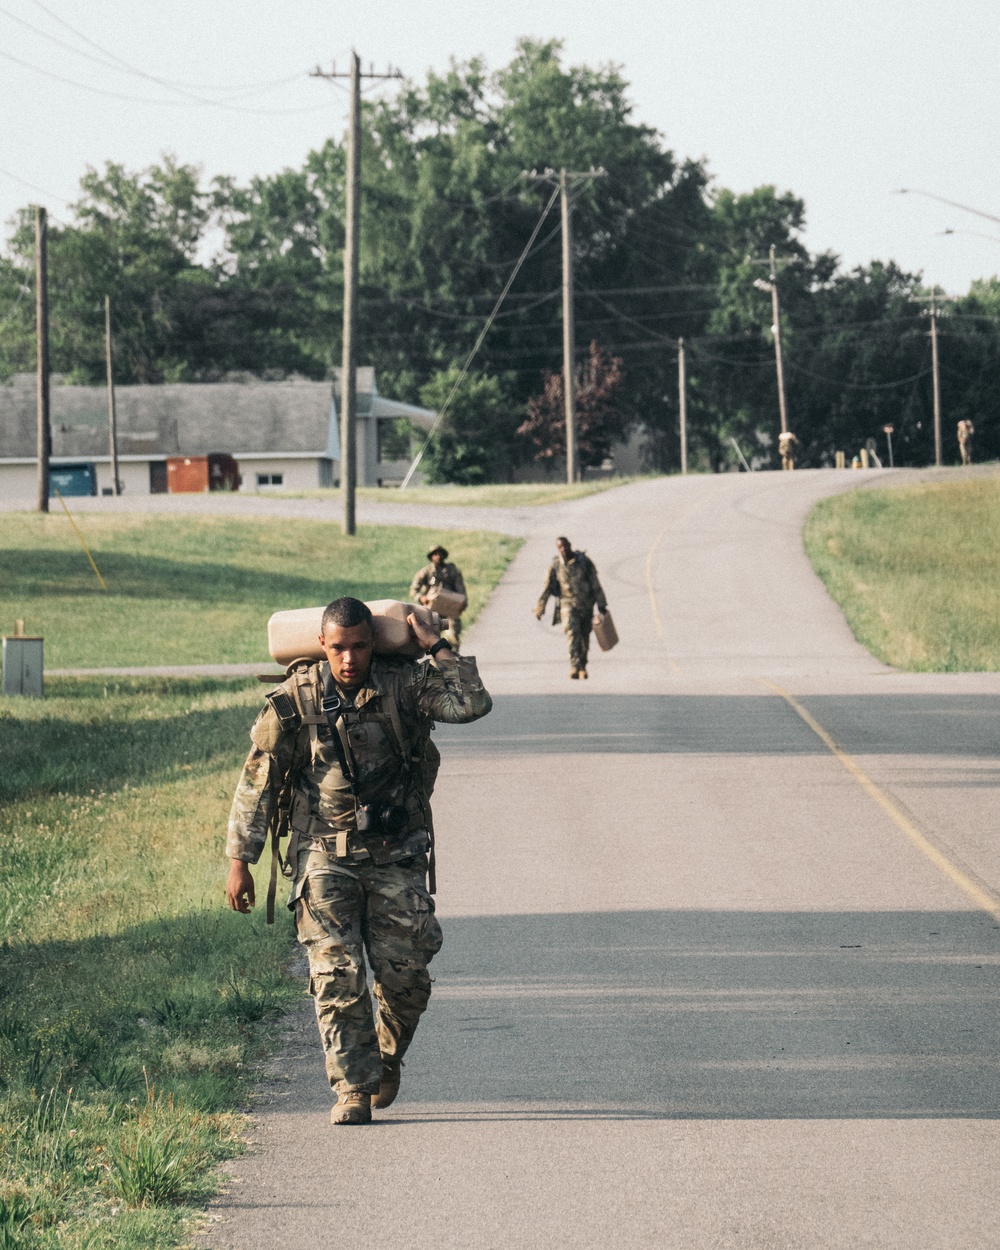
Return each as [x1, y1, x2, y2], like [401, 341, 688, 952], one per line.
[427, 545, 449, 560]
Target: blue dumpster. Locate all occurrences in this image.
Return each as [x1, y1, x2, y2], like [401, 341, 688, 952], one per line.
[50, 463, 97, 497]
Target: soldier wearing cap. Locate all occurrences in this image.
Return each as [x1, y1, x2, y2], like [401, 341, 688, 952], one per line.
[410, 546, 468, 647]
[534, 536, 608, 679]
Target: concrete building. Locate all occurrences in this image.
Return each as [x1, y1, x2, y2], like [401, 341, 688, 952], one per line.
[0, 369, 434, 497]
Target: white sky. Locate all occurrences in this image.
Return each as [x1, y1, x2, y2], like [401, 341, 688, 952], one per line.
[2, 0, 999, 293]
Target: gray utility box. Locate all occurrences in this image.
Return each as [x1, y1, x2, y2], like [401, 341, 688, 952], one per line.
[2, 636, 44, 697]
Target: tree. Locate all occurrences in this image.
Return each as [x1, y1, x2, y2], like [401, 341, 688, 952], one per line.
[418, 367, 521, 484]
[518, 340, 625, 469]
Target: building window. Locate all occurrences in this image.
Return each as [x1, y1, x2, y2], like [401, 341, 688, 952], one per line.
[377, 417, 413, 462]
[256, 473, 284, 487]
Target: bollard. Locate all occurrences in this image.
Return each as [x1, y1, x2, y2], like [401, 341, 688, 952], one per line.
[2, 627, 44, 697]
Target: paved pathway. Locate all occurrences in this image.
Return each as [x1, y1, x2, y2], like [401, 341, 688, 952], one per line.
[189, 468, 1000, 1249]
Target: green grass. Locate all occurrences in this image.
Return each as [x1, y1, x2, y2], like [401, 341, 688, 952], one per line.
[0, 515, 520, 668]
[0, 675, 299, 1250]
[804, 476, 1000, 670]
[283, 476, 651, 508]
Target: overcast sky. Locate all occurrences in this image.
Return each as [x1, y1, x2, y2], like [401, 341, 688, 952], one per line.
[2, 0, 999, 293]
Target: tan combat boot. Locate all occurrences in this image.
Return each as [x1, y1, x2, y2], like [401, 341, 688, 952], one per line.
[331, 1091, 372, 1125]
[373, 1058, 403, 1109]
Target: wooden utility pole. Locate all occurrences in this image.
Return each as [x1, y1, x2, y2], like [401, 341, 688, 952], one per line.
[768, 245, 789, 435]
[105, 295, 121, 495]
[35, 206, 51, 513]
[929, 293, 942, 467]
[677, 336, 688, 475]
[312, 55, 401, 534]
[559, 169, 578, 484]
[525, 167, 605, 483]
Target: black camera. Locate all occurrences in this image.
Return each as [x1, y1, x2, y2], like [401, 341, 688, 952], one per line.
[356, 802, 409, 837]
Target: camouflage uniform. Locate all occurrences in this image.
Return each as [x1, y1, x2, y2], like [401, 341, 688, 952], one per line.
[958, 419, 974, 466]
[227, 650, 491, 1094]
[778, 430, 799, 471]
[410, 561, 467, 643]
[536, 549, 607, 674]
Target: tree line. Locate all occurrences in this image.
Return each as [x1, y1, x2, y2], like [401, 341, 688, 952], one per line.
[2, 39, 998, 478]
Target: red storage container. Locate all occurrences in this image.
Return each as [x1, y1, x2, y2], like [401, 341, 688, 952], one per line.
[166, 456, 209, 493]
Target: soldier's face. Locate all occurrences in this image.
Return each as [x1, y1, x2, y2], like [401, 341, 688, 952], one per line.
[320, 622, 373, 689]
[557, 540, 571, 561]
[430, 552, 443, 566]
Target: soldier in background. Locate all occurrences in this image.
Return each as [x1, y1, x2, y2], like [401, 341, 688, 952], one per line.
[778, 430, 799, 470]
[410, 545, 467, 647]
[957, 418, 974, 466]
[534, 536, 608, 680]
[226, 597, 491, 1125]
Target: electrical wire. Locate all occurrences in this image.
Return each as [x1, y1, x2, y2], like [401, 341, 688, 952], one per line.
[787, 362, 933, 390]
[0, 47, 329, 115]
[23, 0, 305, 99]
[0, 164, 73, 205]
[400, 184, 561, 487]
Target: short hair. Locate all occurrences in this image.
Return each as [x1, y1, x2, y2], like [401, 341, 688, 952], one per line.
[556, 536, 571, 547]
[321, 597, 374, 634]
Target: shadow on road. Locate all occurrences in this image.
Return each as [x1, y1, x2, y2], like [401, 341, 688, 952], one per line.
[403, 908, 1000, 1119]
[436, 694, 1000, 757]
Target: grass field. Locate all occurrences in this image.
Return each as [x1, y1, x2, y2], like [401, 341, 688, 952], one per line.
[284, 476, 650, 508]
[804, 475, 1000, 670]
[0, 515, 520, 669]
[0, 675, 298, 1250]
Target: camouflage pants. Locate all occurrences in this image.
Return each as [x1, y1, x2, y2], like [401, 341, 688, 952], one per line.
[564, 607, 593, 673]
[294, 848, 443, 1094]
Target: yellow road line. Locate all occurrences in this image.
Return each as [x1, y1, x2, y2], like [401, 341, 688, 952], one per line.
[759, 678, 1000, 924]
[644, 523, 682, 672]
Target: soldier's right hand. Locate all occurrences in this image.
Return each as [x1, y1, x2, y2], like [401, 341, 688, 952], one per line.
[534, 606, 544, 619]
[227, 860, 255, 914]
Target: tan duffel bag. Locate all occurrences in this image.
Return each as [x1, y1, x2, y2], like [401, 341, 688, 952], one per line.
[426, 585, 466, 619]
[267, 599, 441, 666]
[593, 609, 619, 652]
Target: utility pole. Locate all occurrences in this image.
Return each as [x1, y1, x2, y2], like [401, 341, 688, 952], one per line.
[35, 206, 50, 513]
[907, 286, 955, 467]
[559, 169, 577, 484]
[105, 295, 121, 495]
[525, 167, 605, 483]
[312, 55, 401, 535]
[753, 245, 790, 436]
[929, 292, 942, 467]
[677, 336, 688, 475]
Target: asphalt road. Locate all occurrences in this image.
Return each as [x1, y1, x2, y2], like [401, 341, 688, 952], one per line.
[203, 469, 1000, 1250]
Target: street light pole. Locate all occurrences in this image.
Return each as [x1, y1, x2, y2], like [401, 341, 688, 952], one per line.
[768, 245, 789, 436]
[677, 336, 688, 475]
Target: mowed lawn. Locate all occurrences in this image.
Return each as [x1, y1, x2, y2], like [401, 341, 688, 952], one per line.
[804, 474, 1000, 670]
[0, 514, 520, 668]
[0, 675, 300, 1250]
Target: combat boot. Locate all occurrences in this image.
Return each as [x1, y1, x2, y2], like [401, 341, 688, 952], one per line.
[331, 1091, 372, 1125]
[570, 669, 580, 679]
[579, 669, 588, 679]
[373, 1058, 403, 1109]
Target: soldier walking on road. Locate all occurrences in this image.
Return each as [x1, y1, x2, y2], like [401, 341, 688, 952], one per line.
[226, 597, 491, 1125]
[410, 545, 468, 647]
[778, 430, 799, 470]
[957, 418, 974, 466]
[535, 536, 608, 680]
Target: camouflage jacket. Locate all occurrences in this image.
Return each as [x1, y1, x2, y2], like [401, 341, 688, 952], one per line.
[536, 550, 607, 617]
[409, 561, 467, 606]
[226, 650, 491, 866]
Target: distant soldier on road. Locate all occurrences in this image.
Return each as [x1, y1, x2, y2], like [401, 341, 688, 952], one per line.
[534, 536, 608, 680]
[957, 418, 974, 466]
[226, 597, 491, 1126]
[410, 545, 467, 647]
[778, 430, 799, 471]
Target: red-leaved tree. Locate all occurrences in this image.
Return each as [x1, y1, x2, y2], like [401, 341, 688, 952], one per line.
[518, 340, 626, 469]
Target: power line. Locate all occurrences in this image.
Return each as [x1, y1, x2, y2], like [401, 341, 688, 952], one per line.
[0, 47, 327, 114]
[401, 184, 562, 487]
[0, 164, 73, 205]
